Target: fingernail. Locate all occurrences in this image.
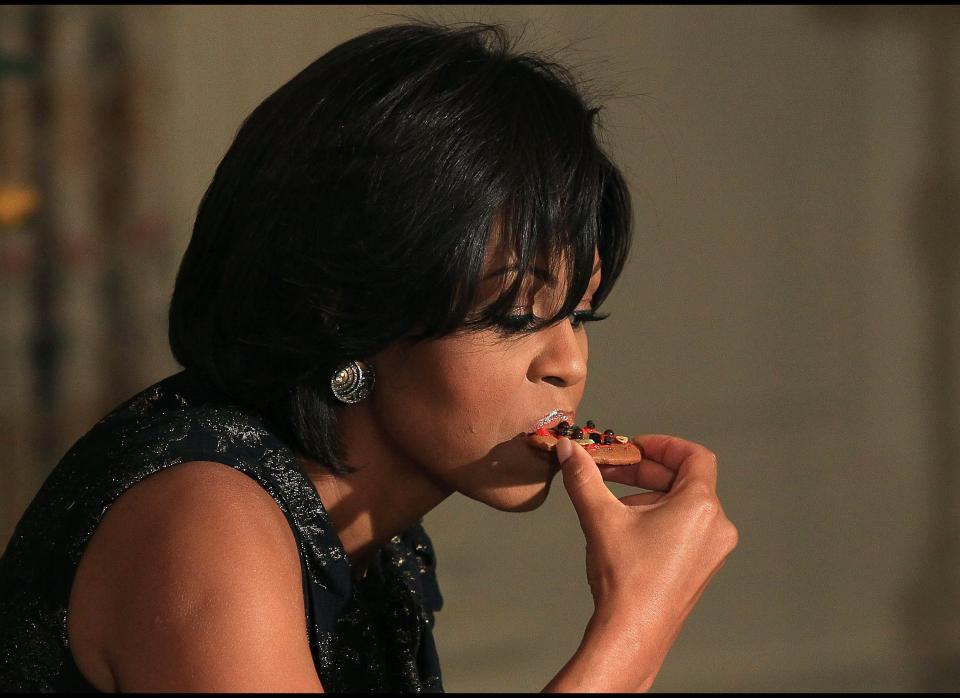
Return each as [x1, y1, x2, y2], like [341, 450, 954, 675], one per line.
[555, 437, 573, 464]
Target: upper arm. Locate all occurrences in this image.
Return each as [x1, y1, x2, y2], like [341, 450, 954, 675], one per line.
[72, 460, 325, 693]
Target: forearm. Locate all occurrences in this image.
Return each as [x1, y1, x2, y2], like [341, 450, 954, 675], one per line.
[542, 605, 672, 693]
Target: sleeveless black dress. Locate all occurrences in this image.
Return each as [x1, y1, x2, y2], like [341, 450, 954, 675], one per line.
[0, 369, 444, 693]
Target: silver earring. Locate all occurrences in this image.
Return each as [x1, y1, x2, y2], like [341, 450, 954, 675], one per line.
[330, 359, 375, 404]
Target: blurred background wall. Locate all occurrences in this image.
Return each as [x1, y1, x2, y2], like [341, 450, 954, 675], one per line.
[2, 4, 958, 692]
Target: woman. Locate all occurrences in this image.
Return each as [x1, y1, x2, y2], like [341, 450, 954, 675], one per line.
[0, 21, 737, 692]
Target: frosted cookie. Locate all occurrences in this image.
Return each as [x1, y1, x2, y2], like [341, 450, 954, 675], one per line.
[527, 420, 642, 466]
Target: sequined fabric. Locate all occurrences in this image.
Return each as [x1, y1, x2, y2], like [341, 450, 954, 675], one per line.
[0, 370, 443, 692]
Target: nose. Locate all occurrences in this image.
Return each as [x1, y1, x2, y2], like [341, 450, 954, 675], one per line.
[529, 320, 588, 388]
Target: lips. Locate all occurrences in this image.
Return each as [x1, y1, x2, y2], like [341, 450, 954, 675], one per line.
[529, 408, 576, 433]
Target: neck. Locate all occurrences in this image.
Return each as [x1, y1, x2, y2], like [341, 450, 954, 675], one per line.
[297, 407, 452, 579]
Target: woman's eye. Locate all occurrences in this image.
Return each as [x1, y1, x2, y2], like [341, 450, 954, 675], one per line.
[498, 309, 610, 333]
[500, 312, 539, 331]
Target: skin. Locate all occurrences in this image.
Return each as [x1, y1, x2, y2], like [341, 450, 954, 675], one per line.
[67, 236, 738, 692]
[302, 243, 598, 576]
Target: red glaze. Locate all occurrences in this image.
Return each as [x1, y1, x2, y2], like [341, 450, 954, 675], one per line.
[529, 422, 623, 451]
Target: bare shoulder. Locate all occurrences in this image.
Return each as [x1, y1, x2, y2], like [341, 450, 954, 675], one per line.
[69, 460, 324, 692]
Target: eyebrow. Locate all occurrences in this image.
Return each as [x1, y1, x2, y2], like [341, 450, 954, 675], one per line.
[482, 260, 601, 284]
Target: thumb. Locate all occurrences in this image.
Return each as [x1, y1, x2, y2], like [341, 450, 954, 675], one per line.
[557, 437, 614, 532]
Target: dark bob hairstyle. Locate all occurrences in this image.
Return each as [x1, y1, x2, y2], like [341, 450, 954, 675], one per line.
[169, 20, 633, 474]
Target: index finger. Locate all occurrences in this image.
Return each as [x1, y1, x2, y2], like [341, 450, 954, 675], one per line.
[631, 434, 719, 491]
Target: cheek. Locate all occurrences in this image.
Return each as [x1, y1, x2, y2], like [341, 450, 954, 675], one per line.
[372, 339, 526, 460]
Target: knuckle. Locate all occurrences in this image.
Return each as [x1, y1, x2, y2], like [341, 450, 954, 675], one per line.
[562, 466, 586, 490]
[720, 519, 739, 552]
[685, 480, 716, 503]
[563, 462, 596, 495]
[687, 492, 720, 521]
[702, 448, 719, 469]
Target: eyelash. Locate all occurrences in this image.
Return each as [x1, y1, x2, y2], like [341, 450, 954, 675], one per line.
[497, 309, 610, 333]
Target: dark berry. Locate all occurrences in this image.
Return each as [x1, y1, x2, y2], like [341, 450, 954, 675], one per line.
[603, 429, 615, 436]
[586, 420, 596, 429]
[557, 421, 570, 431]
[590, 432, 602, 443]
[556, 424, 570, 437]
[571, 427, 584, 439]
[602, 434, 614, 445]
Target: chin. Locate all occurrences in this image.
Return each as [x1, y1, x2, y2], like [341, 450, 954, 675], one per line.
[447, 436, 560, 512]
[464, 472, 558, 512]
[487, 476, 557, 512]
[462, 436, 561, 512]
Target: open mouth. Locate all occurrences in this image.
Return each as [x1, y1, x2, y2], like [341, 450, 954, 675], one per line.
[529, 409, 575, 433]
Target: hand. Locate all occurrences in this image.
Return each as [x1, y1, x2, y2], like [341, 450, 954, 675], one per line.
[554, 434, 738, 690]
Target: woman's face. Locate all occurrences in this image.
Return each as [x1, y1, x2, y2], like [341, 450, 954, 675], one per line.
[363, 244, 602, 512]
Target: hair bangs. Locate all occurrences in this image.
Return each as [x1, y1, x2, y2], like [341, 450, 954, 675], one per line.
[459, 95, 629, 337]
[375, 30, 632, 345]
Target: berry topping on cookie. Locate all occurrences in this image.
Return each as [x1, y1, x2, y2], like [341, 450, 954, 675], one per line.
[525, 418, 642, 465]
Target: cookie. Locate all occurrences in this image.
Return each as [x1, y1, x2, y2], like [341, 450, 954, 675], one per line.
[527, 420, 642, 466]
